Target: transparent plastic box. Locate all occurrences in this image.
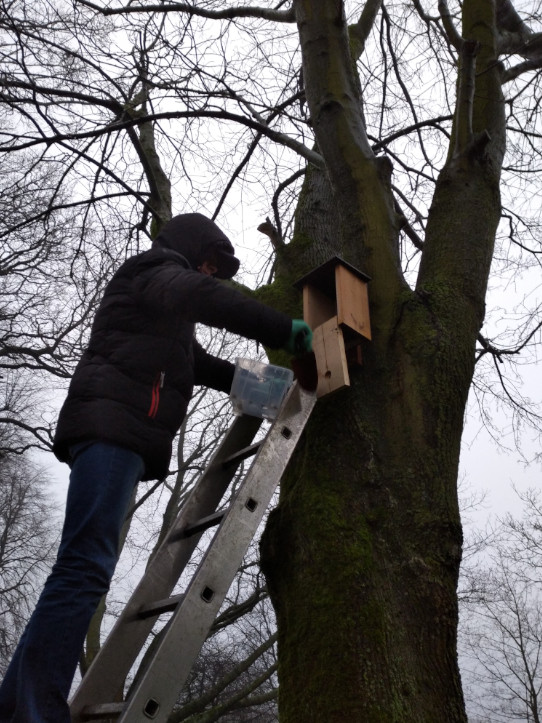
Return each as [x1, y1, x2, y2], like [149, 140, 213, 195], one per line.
[230, 358, 294, 420]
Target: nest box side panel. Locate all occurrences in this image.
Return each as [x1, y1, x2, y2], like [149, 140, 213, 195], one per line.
[335, 264, 372, 340]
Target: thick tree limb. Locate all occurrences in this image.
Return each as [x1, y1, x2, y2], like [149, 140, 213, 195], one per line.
[496, 0, 542, 55]
[134, 87, 173, 231]
[75, 0, 295, 22]
[125, 123, 171, 229]
[438, 0, 464, 50]
[494, 0, 542, 80]
[292, 0, 405, 313]
[412, 0, 440, 24]
[349, 0, 383, 59]
[270, 167, 306, 243]
[258, 217, 283, 250]
[502, 58, 542, 83]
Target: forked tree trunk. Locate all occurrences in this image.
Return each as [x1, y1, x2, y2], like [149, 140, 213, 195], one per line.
[258, 0, 504, 720]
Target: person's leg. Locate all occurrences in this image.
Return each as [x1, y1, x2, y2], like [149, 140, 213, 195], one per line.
[0, 442, 144, 723]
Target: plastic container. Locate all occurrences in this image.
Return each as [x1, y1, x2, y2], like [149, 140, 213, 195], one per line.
[230, 358, 294, 420]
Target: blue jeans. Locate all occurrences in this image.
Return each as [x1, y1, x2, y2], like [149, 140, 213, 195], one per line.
[0, 442, 144, 723]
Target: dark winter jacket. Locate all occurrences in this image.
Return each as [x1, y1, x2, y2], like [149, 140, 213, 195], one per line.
[53, 215, 292, 480]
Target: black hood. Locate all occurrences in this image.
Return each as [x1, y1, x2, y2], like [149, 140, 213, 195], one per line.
[153, 213, 240, 279]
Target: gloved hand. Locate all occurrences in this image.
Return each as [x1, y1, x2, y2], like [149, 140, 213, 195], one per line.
[284, 320, 313, 355]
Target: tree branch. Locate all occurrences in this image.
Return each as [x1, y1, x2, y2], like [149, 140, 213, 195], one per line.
[411, 0, 440, 24]
[208, 586, 268, 636]
[349, 0, 383, 59]
[171, 632, 278, 722]
[227, 687, 278, 710]
[212, 134, 262, 221]
[393, 196, 424, 251]
[179, 664, 278, 723]
[369, 115, 453, 151]
[258, 217, 283, 250]
[0, 107, 324, 168]
[438, 0, 464, 50]
[270, 167, 306, 243]
[0, 78, 121, 112]
[75, 0, 295, 22]
[502, 57, 542, 83]
[476, 322, 542, 363]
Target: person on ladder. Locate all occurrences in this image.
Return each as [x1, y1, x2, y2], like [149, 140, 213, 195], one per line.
[0, 213, 312, 723]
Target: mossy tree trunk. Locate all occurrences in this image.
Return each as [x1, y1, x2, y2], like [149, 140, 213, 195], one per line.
[258, 0, 504, 721]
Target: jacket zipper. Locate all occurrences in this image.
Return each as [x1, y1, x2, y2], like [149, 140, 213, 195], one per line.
[148, 372, 165, 419]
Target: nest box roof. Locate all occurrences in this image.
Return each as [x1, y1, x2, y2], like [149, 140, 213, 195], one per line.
[293, 255, 371, 299]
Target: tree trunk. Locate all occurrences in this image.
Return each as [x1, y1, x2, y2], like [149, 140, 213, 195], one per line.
[259, 0, 504, 720]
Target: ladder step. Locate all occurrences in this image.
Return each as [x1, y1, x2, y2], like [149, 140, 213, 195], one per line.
[81, 703, 124, 720]
[137, 593, 185, 620]
[169, 510, 226, 543]
[222, 441, 261, 469]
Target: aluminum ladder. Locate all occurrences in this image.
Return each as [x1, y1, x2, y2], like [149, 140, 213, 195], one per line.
[70, 381, 316, 723]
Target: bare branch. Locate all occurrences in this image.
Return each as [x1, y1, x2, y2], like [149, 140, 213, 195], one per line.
[503, 58, 542, 83]
[393, 196, 424, 250]
[212, 134, 262, 221]
[0, 108, 324, 168]
[270, 167, 306, 243]
[350, 0, 383, 59]
[258, 217, 282, 250]
[369, 115, 452, 151]
[171, 633, 278, 722]
[438, 0, 463, 50]
[75, 0, 295, 22]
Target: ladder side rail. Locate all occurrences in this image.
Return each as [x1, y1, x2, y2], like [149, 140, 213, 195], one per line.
[70, 414, 262, 721]
[118, 384, 316, 723]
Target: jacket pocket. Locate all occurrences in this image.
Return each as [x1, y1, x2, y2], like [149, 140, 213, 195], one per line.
[148, 372, 165, 419]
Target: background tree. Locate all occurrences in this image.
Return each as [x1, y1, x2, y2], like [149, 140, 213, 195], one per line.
[1, 0, 542, 721]
[460, 489, 542, 723]
[0, 373, 59, 673]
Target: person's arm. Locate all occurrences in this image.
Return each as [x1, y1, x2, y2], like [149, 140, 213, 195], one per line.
[192, 338, 235, 393]
[134, 256, 292, 349]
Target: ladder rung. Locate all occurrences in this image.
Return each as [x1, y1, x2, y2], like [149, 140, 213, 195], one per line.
[169, 510, 226, 543]
[80, 703, 124, 720]
[137, 593, 185, 620]
[222, 441, 261, 469]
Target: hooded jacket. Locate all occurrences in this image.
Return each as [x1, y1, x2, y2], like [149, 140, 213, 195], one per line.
[53, 214, 292, 480]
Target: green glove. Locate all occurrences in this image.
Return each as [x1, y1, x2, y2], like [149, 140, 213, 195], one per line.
[285, 320, 313, 355]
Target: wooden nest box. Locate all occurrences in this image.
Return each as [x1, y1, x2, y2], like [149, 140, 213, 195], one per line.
[293, 256, 371, 398]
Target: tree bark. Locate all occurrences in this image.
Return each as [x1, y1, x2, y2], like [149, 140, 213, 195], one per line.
[259, 0, 505, 720]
